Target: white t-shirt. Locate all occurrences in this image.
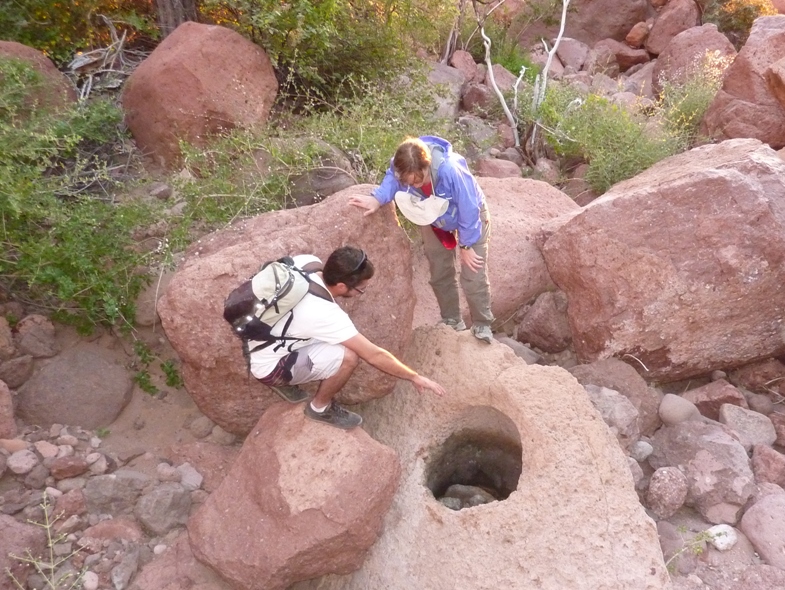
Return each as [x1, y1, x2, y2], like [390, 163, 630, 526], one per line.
[248, 255, 359, 379]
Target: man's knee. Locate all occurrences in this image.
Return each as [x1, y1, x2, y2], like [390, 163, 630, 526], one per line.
[342, 346, 360, 371]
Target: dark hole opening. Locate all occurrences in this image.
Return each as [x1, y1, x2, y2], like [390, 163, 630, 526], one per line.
[426, 427, 522, 510]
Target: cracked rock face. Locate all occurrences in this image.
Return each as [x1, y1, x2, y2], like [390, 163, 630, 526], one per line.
[293, 326, 670, 590]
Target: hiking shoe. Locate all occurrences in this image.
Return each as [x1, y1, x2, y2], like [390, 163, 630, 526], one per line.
[269, 384, 310, 404]
[471, 324, 493, 344]
[304, 401, 363, 430]
[442, 318, 467, 331]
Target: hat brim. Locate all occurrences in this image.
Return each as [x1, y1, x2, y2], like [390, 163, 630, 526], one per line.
[394, 191, 449, 226]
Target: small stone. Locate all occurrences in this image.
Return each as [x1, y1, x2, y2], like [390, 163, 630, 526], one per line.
[628, 440, 653, 462]
[210, 425, 236, 446]
[188, 415, 214, 439]
[176, 462, 203, 491]
[82, 571, 99, 590]
[90, 437, 102, 448]
[56, 445, 74, 459]
[49, 424, 63, 438]
[34, 440, 59, 458]
[56, 434, 79, 446]
[156, 462, 181, 482]
[8, 449, 39, 474]
[153, 544, 167, 555]
[706, 524, 737, 551]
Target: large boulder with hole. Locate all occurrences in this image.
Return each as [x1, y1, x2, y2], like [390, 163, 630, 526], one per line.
[0, 41, 76, 114]
[651, 23, 737, 96]
[291, 326, 669, 590]
[157, 187, 414, 436]
[188, 402, 400, 590]
[541, 138, 785, 382]
[702, 16, 785, 148]
[122, 21, 278, 169]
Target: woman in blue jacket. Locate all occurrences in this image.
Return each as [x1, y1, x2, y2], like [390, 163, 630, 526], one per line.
[349, 136, 493, 343]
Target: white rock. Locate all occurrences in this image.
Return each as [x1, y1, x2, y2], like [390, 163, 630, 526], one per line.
[34, 440, 60, 458]
[85, 452, 102, 465]
[56, 434, 79, 446]
[628, 440, 653, 462]
[44, 487, 63, 499]
[56, 445, 75, 459]
[707, 524, 738, 551]
[90, 436, 102, 448]
[176, 462, 203, 491]
[82, 570, 99, 590]
[153, 544, 168, 555]
[8, 449, 39, 474]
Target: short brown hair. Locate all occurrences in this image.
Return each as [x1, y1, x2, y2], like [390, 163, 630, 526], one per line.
[393, 137, 430, 183]
[323, 246, 374, 289]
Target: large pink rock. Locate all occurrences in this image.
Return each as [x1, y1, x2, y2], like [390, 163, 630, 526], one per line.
[702, 16, 785, 148]
[157, 187, 414, 435]
[645, 0, 700, 56]
[0, 41, 76, 113]
[0, 514, 47, 588]
[187, 403, 400, 590]
[651, 23, 737, 96]
[122, 22, 278, 169]
[541, 139, 785, 382]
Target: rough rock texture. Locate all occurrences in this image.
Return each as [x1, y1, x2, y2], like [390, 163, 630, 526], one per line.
[739, 493, 785, 570]
[157, 187, 413, 436]
[681, 379, 748, 421]
[519, 0, 649, 47]
[516, 290, 572, 353]
[645, 0, 701, 56]
[122, 22, 278, 169]
[0, 379, 16, 438]
[188, 402, 400, 590]
[569, 358, 663, 436]
[16, 342, 133, 429]
[0, 513, 47, 588]
[478, 178, 579, 326]
[0, 41, 77, 113]
[650, 422, 755, 524]
[651, 23, 737, 96]
[702, 16, 785, 148]
[129, 534, 227, 590]
[293, 327, 669, 590]
[541, 139, 785, 382]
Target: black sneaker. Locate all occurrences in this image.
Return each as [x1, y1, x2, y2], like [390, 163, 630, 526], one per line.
[304, 401, 362, 430]
[269, 384, 310, 404]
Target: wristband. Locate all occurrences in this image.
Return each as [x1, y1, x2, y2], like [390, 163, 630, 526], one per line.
[459, 245, 472, 250]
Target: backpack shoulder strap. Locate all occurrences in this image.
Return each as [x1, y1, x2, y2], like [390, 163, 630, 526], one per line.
[429, 143, 445, 188]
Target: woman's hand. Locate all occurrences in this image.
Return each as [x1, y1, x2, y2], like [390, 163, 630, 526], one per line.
[460, 246, 483, 272]
[348, 194, 381, 217]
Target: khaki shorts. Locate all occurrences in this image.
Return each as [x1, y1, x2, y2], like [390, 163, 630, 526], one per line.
[257, 341, 346, 386]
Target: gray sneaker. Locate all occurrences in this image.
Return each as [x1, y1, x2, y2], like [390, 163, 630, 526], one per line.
[442, 318, 467, 331]
[471, 324, 493, 344]
[304, 401, 363, 430]
[269, 384, 310, 404]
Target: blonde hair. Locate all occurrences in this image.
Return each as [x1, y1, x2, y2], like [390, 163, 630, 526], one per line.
[393, 137, 430, 183]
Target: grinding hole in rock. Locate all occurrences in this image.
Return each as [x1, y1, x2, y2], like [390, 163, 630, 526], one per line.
[425, 406, 522, 510]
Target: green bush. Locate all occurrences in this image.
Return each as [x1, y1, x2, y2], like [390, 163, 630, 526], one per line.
[0, 0, 156, 66]
[0, 57, 155, 331]
[200, 0, 457, 99]
[658, 50, 734, 147]
[536, 92, 680, 194]
[172, 73, 460, 245]
[702, 0, 778, 48]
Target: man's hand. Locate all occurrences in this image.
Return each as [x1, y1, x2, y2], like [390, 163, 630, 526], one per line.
[460, 246, 483, 272]
[412, 375, 446, 397]
[348, 194, 381, 217]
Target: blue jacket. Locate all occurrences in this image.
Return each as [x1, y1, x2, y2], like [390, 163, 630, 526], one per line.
[372, 136, 486, 248]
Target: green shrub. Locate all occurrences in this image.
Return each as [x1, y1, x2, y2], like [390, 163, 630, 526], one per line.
[0, 57, 155, 331]
[172, 73, 459, 241]
[200, 0, 456, 99]
[703, 0, 778, 48]
[658, 50, 734, 147]
[0, 0, 156, 66]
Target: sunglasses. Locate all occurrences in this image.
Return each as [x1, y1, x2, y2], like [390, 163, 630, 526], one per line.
[352, 285, 366, 295]
[350, 250, 367, 273]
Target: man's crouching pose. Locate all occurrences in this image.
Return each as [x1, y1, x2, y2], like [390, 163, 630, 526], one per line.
[251, 246, 445, 429]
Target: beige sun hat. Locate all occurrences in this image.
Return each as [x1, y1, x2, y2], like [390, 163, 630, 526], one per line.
[393, 190, 449, 226]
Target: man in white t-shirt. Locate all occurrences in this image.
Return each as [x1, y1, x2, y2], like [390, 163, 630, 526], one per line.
[251, 246, 445, 429]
